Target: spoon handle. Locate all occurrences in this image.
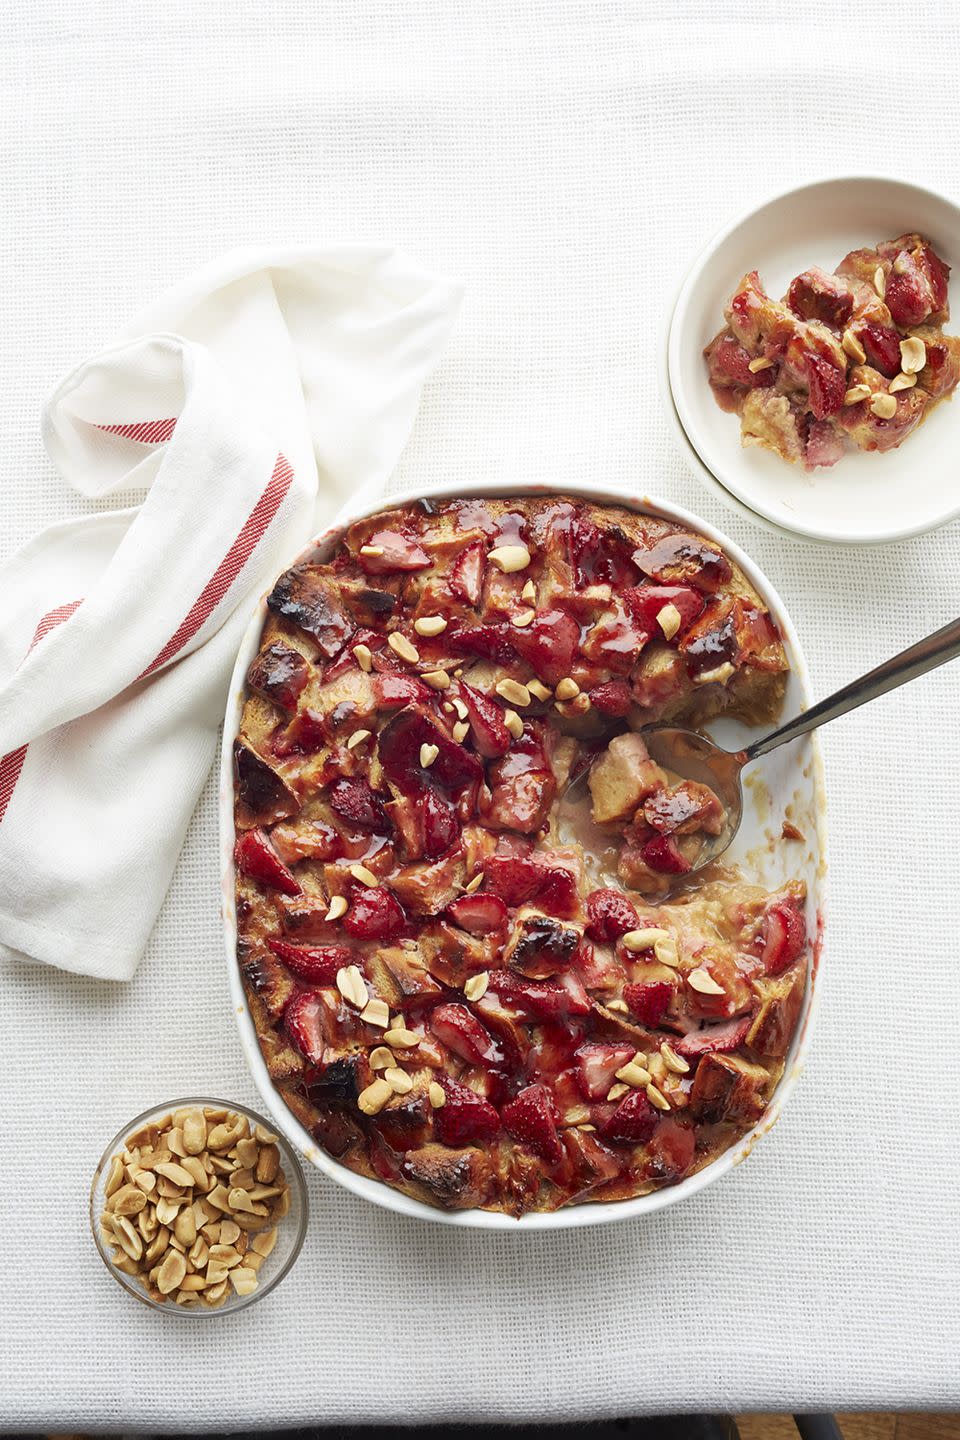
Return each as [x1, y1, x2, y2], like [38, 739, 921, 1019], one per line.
[745, 613, 960, 760]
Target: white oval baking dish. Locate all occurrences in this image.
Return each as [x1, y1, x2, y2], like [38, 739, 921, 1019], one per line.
[220, 480, 826, 1229]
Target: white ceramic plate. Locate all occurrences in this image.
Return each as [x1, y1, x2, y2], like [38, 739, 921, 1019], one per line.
[220, 481, 827, 1229]
[668, 175, 960, 544]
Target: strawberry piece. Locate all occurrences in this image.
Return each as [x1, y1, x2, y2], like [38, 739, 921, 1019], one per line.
[327, 777, 389, 833]
[458, 683, 511, 758]
[805, 354, 846, 419]
[378, 709, 483, 801]
[647, 1117, 696, 1180]
[585, 887, 640, 942]
[448, 540, 486, 606]
[448, 623, 518, 665]
[857, 321, 902, 377]
[486, 969, 588, 1019]
[431, 1003, 503, 1066]
[372, 672, 436, 709]
[675, 1013, 752, 1059]
[422, 788, 459, 859]
[885, 270, 931, 328]
[234, 828, 301, 896]
[274, 708, 328, 755]
[510, 608, 580, 686]
[446, 892, 508, 935]
[501, 1082, 564, 1166]
[706, 333, 772, 388]
[342, 884, 407, 940]
[324, 628, 381, 683]
[803, 418, 845, 471]
[267, 939, 353, 983]
[624, 584, 705, 639]
[574, 1042, 634, 1100]
[433, 1075, 501, 1146]
[601, 1089, 658, 1144]
[358, 529, 430, 574]
[623, 979, 674, 1027]
[759, 897, 807, 976]
[247, 642, 310, 710]
[588, 679, 633, 717]
[556, 971, 591, 1015]
[482, 855, 580, 918]
[567, 514, 638, 588]
[641, 833, 692, 874]
[283, 990, 324, 1063]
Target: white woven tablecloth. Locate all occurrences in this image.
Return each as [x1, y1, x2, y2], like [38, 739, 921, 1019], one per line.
[3, 1, 959, 1429]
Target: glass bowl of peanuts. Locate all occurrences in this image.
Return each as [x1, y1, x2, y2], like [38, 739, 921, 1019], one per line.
[90, 1097, 308, 1315]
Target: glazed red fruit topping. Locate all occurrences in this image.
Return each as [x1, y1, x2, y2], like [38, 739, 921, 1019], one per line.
[379, 709, 482, 797]
[448, 540, 486, 606]
[641, 833, 692, 875]
[448, 623, 518, 665]
[284, 990, 324, 1063]
[445, 892, 508, 935]
[422, 788, 459, 859]
[501, 1082, 564, 1166]
[601, 1089, 658, 1144]
[341, 884, 407, 940]
[885, 270, 931, 328]
[481, 855, 580, 918]
[709, 334, 774, 388]
[675, 1014, 752, 1059]
[805, 354, 846, 419]
[267, 939, 353, 982]
[487, 969, 590, 1019]
[357, 530, 430, 574]
[624, 584, 705, 639]
[759, 897, 807, 975]
[327, 777, 389, 833]
[574, 1042, 634, 1100]
[857, 322, 902, 378]
[234, 829, 301, 896]
[588, 679, 633, 717]
[433, 1076, 501, 1146]
[510, 609, 580, 686]
[458, 683, 511, 758]
[585, 887, 640, 942]
[431, 1003, 503, 1066]
[647, 1117, 696, 1180]
[623, 979, 674, 1027]
[372, 673, 436, 709]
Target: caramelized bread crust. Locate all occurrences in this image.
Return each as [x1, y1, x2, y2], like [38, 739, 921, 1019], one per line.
[233, 496, 807, 1216]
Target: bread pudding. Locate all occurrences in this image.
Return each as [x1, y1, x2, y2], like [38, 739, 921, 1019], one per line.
[705, 233, 960, 469]
[232, 496, 809, 1216]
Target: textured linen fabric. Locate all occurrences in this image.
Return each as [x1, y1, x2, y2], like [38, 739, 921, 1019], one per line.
[0, 245, 461, 980]
[2, 0, 960, 1428]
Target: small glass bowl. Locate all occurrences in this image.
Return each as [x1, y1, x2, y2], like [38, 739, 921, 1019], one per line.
[90, 1096, 308, 1316]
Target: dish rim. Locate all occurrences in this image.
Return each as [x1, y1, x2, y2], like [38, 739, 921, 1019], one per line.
[666, 171, 960, 545]
[219, 479, 827, 1229]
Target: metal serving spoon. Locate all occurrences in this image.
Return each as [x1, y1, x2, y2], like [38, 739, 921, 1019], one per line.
[578, 613, 960, 878]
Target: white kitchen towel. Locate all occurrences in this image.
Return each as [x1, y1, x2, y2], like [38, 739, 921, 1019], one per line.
[0, 245, 462, 981]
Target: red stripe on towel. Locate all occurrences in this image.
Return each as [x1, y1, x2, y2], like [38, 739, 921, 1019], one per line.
[0, 599, 84, 825]
[97, 418, 178, 444]
[137, 452, 294, 679]
[0, 747, 28, 825]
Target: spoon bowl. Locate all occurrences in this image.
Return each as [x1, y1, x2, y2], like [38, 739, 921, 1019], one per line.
[640, 726, 746, 875]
